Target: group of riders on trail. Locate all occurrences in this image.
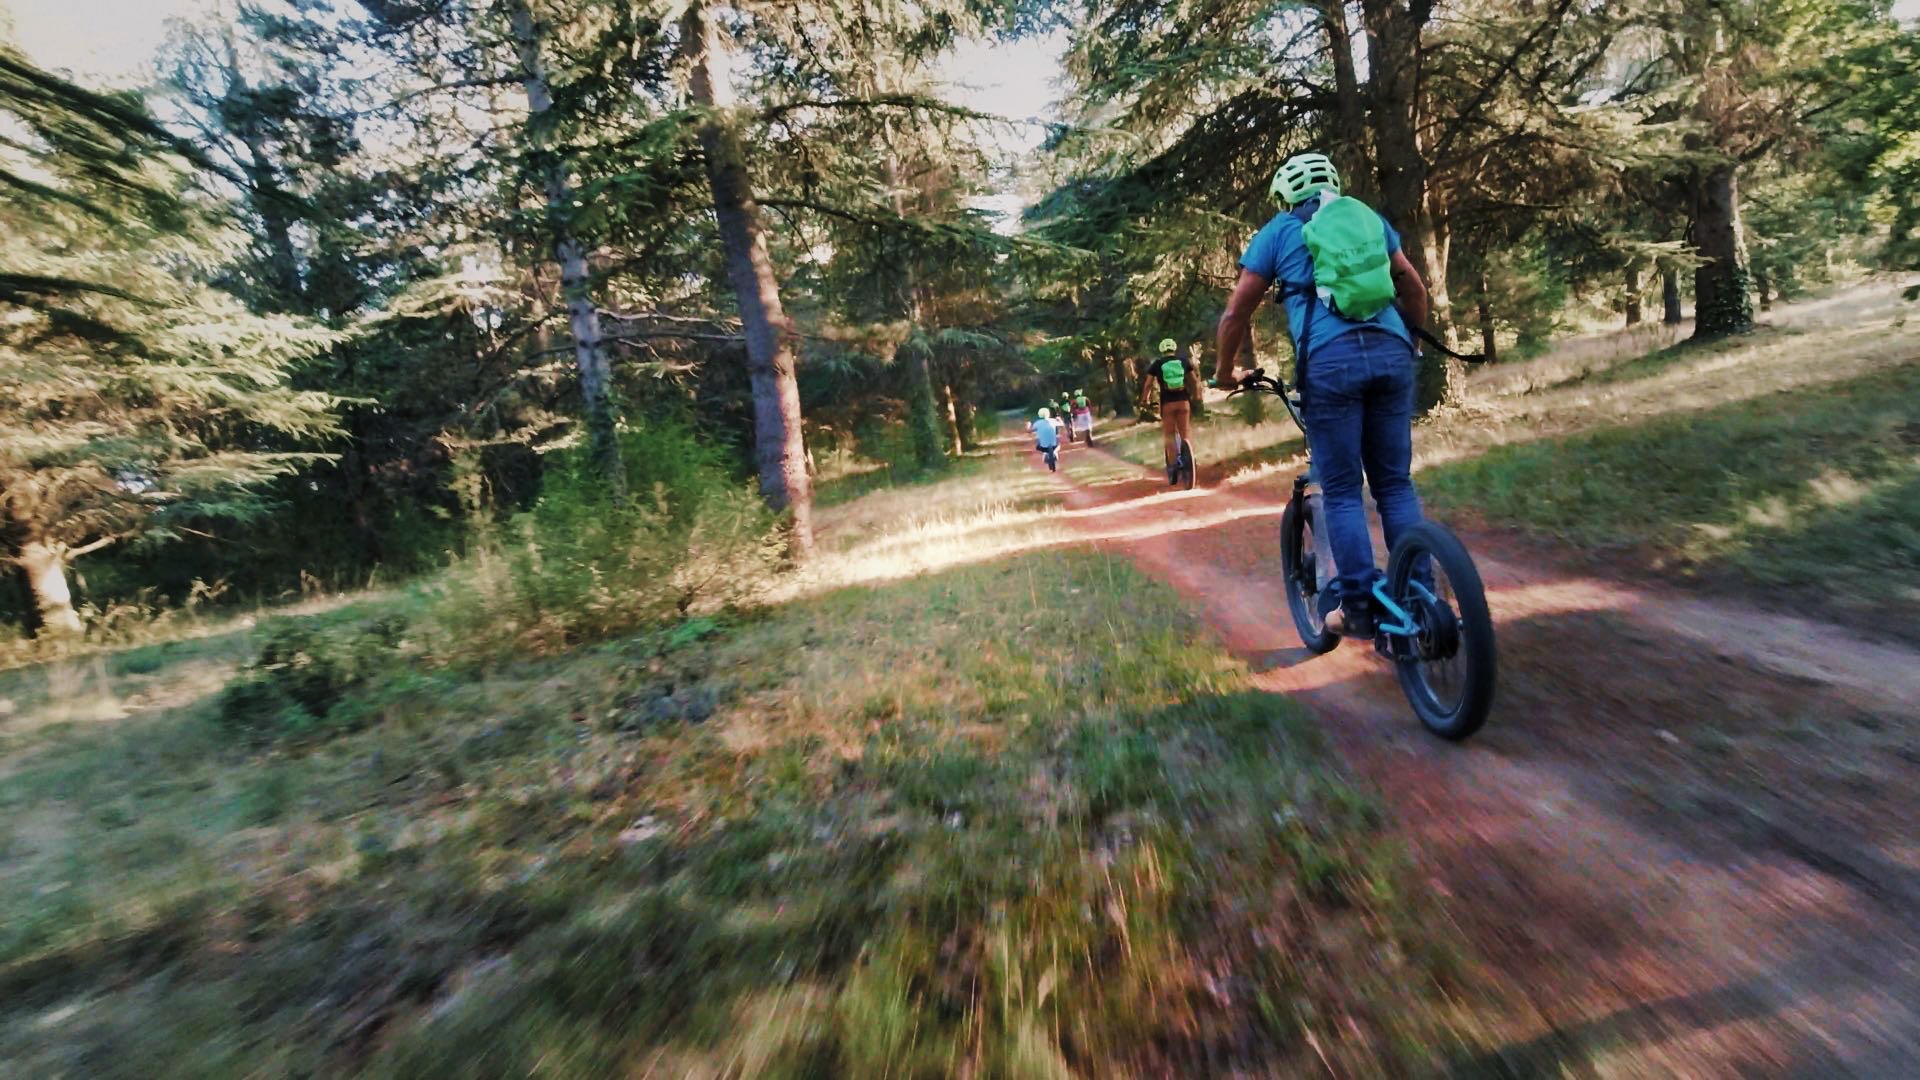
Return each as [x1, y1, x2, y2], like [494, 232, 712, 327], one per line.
[1026, 388, 1094, 471]
[1033, 150, 1436, 642]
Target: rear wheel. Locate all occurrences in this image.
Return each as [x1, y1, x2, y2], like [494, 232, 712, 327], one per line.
[1280, 496, 1337, 655]
[1177, 438, 1195, 490]
[1384, 521, 1496, 740]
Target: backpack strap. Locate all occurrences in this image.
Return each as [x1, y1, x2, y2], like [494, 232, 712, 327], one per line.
[1272, 279, 1318, 401]
[1408, 324, 1489, 363]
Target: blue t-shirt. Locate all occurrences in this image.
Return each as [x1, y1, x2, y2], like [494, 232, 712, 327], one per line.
[1239, 198, 1413, 359]
[1031, 416, 1059, 449]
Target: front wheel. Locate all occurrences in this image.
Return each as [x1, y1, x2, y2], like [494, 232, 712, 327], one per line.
[1280, 497, 1337, 655]
[1384, 521, 1496, 740]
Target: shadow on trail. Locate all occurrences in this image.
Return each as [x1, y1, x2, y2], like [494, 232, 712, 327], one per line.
[1441, 974, 1837, 1079]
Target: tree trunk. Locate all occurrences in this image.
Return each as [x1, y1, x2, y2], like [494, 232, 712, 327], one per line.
[902, 332, 945, 470]
[215, 35, 304, 311]
[9, 559, 38, 635]
[1322, 0, 1372, 200]
[1476, 268, 1497, 361]
[1105, 352, 1135, 418]
[1662, 265, 1684, 324]
[507, 0, 626, 500]
[1186, 347, 1208, 417]
[1624, 264, 1643, 326]
[18, 541, 83, 638]
[1689, 162, 1754, 338]
[241, 132, 303, 309]
[941, 381, 964, 457]
[1361, 0, 1451, 409]
[683, 2, 814, 560]
[953, 387, 978, 451]
[1754, 268, 1772, 311]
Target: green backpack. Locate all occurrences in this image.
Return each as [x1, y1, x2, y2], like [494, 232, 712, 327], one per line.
[1159, 357, 1186, 392]
[1301, 196, 1396, 320]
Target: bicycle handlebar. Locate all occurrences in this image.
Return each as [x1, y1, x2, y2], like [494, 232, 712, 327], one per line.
[1221, 367, 1290, 398]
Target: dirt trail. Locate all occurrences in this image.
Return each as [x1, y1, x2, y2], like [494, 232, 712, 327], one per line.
[1032, 432, 1920, 1076]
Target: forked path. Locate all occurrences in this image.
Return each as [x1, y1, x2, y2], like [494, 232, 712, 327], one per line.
[1032, 432, 1920, 1076]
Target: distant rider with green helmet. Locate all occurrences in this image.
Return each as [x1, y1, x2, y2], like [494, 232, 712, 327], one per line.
[1213, 151, 1433, 636]
[1070, 387, 1093, 444]
[1144, 339, 1198, 484]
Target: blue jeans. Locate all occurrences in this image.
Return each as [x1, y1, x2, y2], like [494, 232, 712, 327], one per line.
[1300, 329, 1423, 610]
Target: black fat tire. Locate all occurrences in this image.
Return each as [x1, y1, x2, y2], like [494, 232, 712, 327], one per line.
[1281, 497, 1338, 655]
[1178, 439, 1195, 490]
[1386, 521, 1496, 740]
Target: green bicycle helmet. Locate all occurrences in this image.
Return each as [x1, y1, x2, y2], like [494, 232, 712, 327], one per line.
[1157, 338, 1178, 355]
[1271, 152, 1340, 207]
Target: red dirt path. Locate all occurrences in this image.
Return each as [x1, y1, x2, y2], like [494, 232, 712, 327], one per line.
[1033, 430, 1920, 1076]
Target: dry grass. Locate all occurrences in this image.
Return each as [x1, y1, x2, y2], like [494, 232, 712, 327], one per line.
[1419, 279, 1920, 634]
[0, 591, 408, 752]
[797, 449, 1069, 591]
[1422, 279, 1917, 470]
[0, 444, 1474, 1077]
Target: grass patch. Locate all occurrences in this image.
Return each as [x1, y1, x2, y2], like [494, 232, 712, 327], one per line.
[1422, 360, 1920, 633]
[0, 471, 1468, 1073]
[812, 450, 989, 509]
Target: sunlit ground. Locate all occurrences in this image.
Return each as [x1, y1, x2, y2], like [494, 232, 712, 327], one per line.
[1211, 279, 1917, 492]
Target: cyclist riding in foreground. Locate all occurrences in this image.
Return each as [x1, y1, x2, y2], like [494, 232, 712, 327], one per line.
[1213, 152, 1432, 637]
[1146, 339, 1199, 486]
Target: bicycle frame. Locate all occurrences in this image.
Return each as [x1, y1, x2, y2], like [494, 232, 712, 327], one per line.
[1230, 369, 1337, 599]
[1372, 578, 1437, 637]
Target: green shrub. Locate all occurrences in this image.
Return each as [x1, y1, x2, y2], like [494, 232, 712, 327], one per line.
[215, 616, 409, 744]
[851, 416, 916, 477]
[426, 421, 778, 661]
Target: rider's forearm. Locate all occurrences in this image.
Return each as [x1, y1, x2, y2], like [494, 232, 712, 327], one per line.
[1240, 324, 1258, 375]
[1401, 290, 1429, 336]
[1217, 270, 1270, 383]
[1215, 312, 1249, 384]
[1390, 251, 1430, 337]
